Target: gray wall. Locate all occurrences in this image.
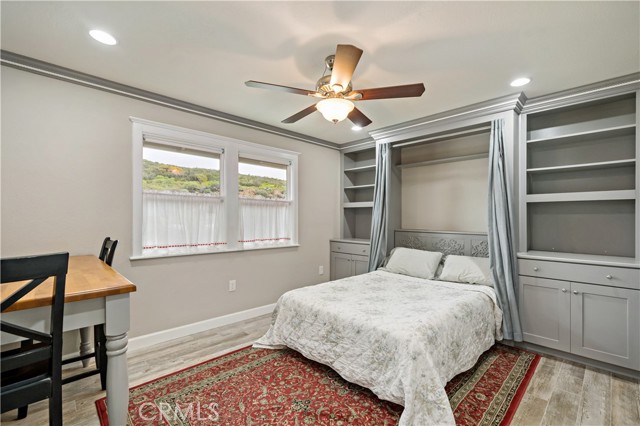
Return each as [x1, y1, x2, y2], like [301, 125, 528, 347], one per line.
[1, 67, 340, 338]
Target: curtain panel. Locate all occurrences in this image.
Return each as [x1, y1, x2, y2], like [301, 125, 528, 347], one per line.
[142, 191, 226, 256]
[488, 119, 523, 341]
[239, 198, 292, 249]
[368, 143, 390, 272]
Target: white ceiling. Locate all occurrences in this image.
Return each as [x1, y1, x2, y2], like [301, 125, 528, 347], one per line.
[2, 1, 639, 144]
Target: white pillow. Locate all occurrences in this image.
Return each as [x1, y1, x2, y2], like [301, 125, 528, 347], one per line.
[379, 247, 442, 279]
[439, 255, 494, 286]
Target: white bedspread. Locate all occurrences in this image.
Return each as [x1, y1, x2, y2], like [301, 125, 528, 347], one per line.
[254, 270, 503, 426]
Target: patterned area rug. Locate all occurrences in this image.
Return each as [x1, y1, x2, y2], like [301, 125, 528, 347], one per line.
[96, 344, 539, 426]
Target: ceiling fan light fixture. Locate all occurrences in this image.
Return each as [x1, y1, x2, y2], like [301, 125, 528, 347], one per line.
[316, 98, 355, 124]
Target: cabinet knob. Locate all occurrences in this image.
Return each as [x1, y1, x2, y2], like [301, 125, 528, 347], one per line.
[362, 249, 366, 253]
[605, 274, 612, 280]
[573, 290, 579, 295]
[561, 288, 567, 293]
[533, 266, 539, 271]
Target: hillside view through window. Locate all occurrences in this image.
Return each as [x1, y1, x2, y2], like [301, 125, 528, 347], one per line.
[142, 147, 286, 199]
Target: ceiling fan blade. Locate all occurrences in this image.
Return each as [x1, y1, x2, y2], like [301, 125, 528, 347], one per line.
[245, 80, 317, 96]
[282, 104, 317, 124]
[352, 83, 425, 100]
[329, 44, 363, 93]
[348, 107, 372, 128]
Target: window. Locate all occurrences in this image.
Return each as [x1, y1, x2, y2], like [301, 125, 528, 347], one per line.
[131, 118, 298, 259]
[141, 144, 225, 256]
[238, 156, 292, 249]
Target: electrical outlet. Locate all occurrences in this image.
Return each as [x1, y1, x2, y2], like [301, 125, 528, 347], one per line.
[318, 265, 324, 275]
[228, 279, 236, 292]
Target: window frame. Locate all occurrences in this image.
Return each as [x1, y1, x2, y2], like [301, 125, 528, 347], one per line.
[131, 117, 299, 260]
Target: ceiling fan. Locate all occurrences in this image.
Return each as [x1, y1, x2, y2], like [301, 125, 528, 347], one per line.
[245, 44, 425, 128]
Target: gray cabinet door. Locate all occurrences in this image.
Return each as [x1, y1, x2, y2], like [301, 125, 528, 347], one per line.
[519, 276, 571, 352]
[331, 252, 353, 280]
[570, 282, 640, 370]
[352, 255, 369, 276]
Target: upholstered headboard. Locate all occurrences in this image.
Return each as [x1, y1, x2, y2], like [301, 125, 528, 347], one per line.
[394, 230, 489, 257]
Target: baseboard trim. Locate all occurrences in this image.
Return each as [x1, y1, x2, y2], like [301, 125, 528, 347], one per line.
[128, 303, 276, 353]
[514, 341, 640, 379]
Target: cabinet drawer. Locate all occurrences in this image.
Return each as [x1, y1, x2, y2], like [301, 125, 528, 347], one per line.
[330, 241, 370, 256]
[518, 259, 640, 290]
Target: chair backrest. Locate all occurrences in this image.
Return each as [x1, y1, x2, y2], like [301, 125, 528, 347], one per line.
[1, 252, 69, 411]
[98, 237, 118, 266]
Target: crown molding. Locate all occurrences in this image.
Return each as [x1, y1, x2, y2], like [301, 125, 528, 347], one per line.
[339, 137, 376, 151]
[369, 92, 527, 145]
[1, 50, 340, 150]
[522, 72, 640, 114]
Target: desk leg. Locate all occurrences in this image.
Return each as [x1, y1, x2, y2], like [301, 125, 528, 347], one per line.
[105, 294, 131, 426]
[79, 327, 92, 367]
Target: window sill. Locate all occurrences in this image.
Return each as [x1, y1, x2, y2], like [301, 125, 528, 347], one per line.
[129, 244, 300, 261]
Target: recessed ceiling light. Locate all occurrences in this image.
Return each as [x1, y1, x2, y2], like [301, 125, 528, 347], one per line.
[510, 77, 531, 87]
[351, 126, 362, 131]
[89, 30, 117, 46]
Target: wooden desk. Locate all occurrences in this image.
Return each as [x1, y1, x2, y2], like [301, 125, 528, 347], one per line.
[1, 255, 136, 425]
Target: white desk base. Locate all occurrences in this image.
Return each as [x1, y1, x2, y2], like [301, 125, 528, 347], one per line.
[2, 293, 131, 425]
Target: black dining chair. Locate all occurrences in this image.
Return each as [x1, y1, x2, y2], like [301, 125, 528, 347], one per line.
[98, 237, 118, 267]
[1, 252, 69, 426]
[62, 237, 118, 390]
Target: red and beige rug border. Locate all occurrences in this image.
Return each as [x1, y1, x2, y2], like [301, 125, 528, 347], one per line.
[500, 351, 540, 426]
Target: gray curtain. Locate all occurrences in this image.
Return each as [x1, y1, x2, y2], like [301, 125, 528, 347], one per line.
[488, 119, 523, 341]
[368, 143, 389, 272]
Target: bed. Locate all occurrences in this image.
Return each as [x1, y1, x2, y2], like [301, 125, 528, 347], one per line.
[255, 231, 504, 426]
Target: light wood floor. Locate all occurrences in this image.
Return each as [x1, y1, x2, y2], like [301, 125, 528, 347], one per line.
[2, 314, 638, 426]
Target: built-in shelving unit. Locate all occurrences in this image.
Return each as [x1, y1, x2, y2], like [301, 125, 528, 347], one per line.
[517, 80, 640, 373]
[521, 92, 638, 261]
[341, 144, 376, 240]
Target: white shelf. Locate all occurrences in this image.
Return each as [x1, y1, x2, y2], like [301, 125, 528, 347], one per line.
[518, 251, 640, 269]
[398, 153, 488, 169]
[344, 184, 375, 190]
[344, 164, 376, 173]
[526, 190, 636, 203]
[526, 124, 635, 144]
[527, 159, 636, 174]
[343, 202, 374, 209]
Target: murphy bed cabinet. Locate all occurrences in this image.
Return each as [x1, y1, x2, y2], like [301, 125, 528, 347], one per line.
[331, 143, 375, 279]
[518, 85, 640, 372]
